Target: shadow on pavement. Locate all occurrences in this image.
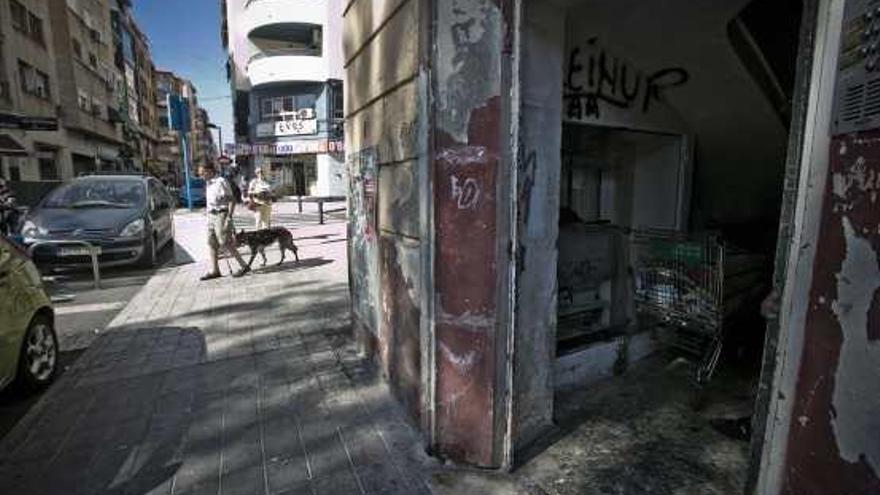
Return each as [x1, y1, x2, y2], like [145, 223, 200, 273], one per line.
[249, 257, 334, 275]
[0, 326, 207, 495]
[0, 350, 85, 441]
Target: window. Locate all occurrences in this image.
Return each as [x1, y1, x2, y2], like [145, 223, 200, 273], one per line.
[34, 70, 49, 98]
[72, 38, 83, 59]
[18, 60, 31, 92]
[78, 89, 90, 110]
[295, 94, 316, 111]
[38, 157, 58, 181]
[10, 0, 27, 33]
[332, 84, 344, 120]
[28, 12, 43, 45]
[18, 60, 50, 99]
[8, 162, 21, 182]
[91, 96, 103, 118]
[260, 94, 317, 122]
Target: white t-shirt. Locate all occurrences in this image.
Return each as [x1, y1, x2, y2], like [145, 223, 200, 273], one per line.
[206, 177, 232, 211]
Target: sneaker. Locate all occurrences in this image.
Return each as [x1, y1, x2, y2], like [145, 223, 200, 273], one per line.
[200, 272, 221, 281]
[232, 266, 251, 278]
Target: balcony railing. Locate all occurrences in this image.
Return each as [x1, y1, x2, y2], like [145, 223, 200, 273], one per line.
[248, 47, 322, 65]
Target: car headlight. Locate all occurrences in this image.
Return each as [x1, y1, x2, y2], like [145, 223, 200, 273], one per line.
[22, 220, 47, 239]
[119, 219, 145, 238]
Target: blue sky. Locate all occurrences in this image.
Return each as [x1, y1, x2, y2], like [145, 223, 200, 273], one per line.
[133, 0, 231, 151]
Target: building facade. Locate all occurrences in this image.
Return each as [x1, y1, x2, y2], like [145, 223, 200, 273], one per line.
[0, 0, 68, 187]
[222, 0, 345, 197]
[0, 0, 174, 202]
[111, 0, 159, 174]
[344, 1, 880, 493]
[155, 70, 215, 186]
[48, 0, 124, 177]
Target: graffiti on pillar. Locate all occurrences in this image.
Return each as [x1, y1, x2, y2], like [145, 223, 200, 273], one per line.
[451, 175, 481, 210]
[348, 148, 379, 330]
[564, 37, 689, 120]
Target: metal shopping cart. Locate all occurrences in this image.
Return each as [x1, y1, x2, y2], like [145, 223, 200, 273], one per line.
[631, 229, 725, 384]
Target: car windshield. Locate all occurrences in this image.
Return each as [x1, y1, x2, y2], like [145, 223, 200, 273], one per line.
[42, 180, 146, 209]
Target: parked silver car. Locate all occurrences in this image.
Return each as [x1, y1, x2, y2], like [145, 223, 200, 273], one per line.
[21, 175, 175, 268]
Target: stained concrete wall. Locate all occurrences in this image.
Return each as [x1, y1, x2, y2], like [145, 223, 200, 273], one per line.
[510, 0, 564, 456]
[344, 0, 426, 425]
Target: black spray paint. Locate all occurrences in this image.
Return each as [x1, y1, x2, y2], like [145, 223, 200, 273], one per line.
[564, 37, 689, 119]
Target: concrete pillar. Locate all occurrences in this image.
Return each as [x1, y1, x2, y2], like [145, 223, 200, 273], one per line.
[430, 0, 516, 468]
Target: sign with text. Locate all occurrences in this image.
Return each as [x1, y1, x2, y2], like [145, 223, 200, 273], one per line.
[231, 139, 343, 156]
[255, 119, 318, 138]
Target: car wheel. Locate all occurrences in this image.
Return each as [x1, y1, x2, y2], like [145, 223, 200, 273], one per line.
[17, 314, 58, 392]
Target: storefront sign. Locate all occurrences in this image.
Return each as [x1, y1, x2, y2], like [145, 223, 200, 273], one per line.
[256, 119, 318, 137]
[231, 140, 344, 156]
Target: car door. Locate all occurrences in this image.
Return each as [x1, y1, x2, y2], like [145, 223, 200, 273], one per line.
[157, 182, 175, 245]
[0, 239, 28, 388]
[147, 180, 172, 247]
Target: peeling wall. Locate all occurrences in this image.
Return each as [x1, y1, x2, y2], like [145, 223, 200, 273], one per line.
[780, 132, 880, 494]
[343, 0, 426, 425]
[432, 0, 510, 467]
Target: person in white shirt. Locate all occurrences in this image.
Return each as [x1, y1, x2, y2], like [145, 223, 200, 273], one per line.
[200, 162, 250, 280]
[247, 168, 273, 229]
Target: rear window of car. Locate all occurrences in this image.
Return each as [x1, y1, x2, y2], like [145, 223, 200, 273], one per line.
[42, 180, 146, 209]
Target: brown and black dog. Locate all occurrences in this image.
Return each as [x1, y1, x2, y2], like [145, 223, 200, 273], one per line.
[235, 227, 299, 268]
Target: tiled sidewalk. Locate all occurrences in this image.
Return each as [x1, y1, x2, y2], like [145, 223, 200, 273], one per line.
[0, 221, 436, 495]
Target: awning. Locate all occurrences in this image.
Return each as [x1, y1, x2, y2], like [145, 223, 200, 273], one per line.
[0, 134, 27, 156]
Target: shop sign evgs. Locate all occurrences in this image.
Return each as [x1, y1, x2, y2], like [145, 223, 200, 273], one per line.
[256, 110, 318, 138]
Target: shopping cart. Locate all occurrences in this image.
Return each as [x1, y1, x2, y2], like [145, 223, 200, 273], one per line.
[631, 229, 725, 384]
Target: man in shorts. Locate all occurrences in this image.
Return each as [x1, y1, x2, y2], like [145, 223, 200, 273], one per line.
[200, 162, 250, 280]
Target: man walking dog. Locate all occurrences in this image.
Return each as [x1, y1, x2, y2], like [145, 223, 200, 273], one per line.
[200, 162, 250, 280]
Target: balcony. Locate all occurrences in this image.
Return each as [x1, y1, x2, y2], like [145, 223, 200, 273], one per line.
[244, 0, 326, 35]
[247, 50, 327, 85]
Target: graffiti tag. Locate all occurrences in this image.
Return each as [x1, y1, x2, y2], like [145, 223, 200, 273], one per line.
[564, 37, 689, 120]
[451, 175, 481, 210]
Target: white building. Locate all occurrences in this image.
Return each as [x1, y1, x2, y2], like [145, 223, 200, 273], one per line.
[221, 0, 345, 197]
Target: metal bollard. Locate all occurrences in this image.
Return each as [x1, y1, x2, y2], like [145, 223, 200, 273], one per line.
[298, 196, 303, 213]
[318, 200, 324, 225]
[27, 240, 101, 290]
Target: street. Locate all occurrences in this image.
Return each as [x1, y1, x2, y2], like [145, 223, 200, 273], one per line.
[0, 202, 347, 439]
[0, 201, 443, 495]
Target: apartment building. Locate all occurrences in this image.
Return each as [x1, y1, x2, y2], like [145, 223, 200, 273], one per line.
[222, 0, 345, 197]
[0, 0, 67, 184]
[111, 0, 159, 172]
[48, 0, 124, 177]
[155, 70, 215, 186]
[0, 0, 164, 194]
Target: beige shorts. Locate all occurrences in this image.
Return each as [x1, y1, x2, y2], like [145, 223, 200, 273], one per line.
[207, 213, 234, 250]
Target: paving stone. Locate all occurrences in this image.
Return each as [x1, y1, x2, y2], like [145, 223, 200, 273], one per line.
[0, 220, 435, 495]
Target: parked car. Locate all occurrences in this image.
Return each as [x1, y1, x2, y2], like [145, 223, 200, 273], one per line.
[21, 175, 175, 268]
[0, 236, 57, 392]
[178, 177, 206, 207]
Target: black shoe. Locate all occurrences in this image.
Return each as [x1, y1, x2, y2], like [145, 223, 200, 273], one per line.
[200, 272, 221, 281]
[232, 266, 251, 278]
